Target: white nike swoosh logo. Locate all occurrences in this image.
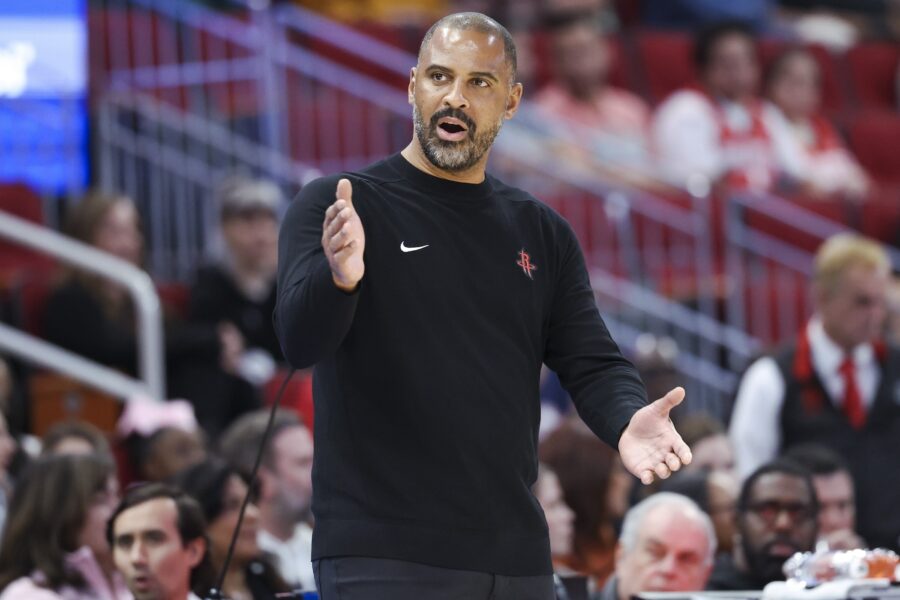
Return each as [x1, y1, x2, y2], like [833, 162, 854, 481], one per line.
[400, 242, 429, 253]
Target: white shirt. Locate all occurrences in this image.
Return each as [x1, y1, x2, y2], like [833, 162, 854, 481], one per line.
[730, 317, 880, 479]
[257, 523, 316, 592]
[652, 89, 807, 189]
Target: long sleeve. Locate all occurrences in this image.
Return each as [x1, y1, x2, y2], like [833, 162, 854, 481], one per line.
[543, 220, 648, 448]
[275, 176, 361, 369]
[729, 356, 784, 479]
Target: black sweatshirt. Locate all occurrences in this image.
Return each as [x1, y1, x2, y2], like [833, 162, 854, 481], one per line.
[275, 153, 647, 576]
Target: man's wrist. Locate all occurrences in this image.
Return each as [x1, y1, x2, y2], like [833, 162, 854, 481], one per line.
[332, 274, 360, 293]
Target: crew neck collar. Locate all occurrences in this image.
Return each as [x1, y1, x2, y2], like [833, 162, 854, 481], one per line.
[388, 153, 494, 202]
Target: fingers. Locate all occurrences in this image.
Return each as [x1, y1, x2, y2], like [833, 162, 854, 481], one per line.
[323, 201, 359, 254]
[640, 470, 655, 485]
[336, 177, 353, 207]
[673, 438, 693, 466]
[665, 452, 682, 473]
[654, 386, 686, 415]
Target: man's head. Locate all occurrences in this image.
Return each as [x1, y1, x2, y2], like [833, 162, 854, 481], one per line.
[615, 492, 716, 600]
[736, 460, 818, 585]
[694, 21, 759, 102]
[546, 13, 611, 100]
[217, 177, 280, 275]
[219, 410, 313, 524]
[784, 444, 856, 537]
[409, 12, 523, 174]
[813, 233, 889, 351]
[108, 483, 213, 600]
[137, 427, 207, 482]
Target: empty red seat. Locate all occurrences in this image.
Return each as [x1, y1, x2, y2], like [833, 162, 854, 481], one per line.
[848, 112, 900, 184]
[0, 183, 55, 284]
[635, 31, 695, 104]
[847, 43, 899, 112]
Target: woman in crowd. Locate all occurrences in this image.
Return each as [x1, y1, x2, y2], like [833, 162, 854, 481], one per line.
[539, 417, 620, 589]
[0, 454, 127, 599]
[766, 48, 870, 198]
[43, 192, 258, 437]
[173, 459, 290, 600]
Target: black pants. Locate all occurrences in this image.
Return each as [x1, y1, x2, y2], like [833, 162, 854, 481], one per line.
[314, 556, 556, 600]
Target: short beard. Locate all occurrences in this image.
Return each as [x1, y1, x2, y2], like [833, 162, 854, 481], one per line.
[413, 104, 503, 173]
[742, 535, 793, 584]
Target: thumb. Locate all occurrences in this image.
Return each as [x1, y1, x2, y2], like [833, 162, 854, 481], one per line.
[654, 386, 685, 416]
[336, 178, 353, 207]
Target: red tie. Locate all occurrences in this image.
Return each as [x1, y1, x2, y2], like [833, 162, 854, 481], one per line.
[839, 357, 866, 429]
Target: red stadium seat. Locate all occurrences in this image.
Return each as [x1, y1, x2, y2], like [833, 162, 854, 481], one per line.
[635, 31, 695, 104]
[0, 182, 55, 285]
[848, 112, 900, 185]
[846, 43, 899, 112]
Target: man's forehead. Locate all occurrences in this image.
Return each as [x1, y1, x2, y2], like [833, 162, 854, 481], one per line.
[420, 26, 508, 74]
[750, 473, 811, 502]
[116, 497, 179, 533]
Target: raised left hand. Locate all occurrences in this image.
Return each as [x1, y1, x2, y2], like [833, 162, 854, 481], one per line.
[619, 387, 692, 485]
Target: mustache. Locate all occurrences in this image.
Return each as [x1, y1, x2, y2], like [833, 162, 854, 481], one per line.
[762, 537, 799, 555]
[430, 108, 476, 134]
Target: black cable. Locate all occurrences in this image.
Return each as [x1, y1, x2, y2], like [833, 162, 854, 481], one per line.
[206, 368, 297, 600]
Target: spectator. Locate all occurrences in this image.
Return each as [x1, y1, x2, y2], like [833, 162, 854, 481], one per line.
[659, 469, 738, 556]
[43, 191, 259, 438]
[0, 411, 15, 538]
[593, 492, 715, 600]
[218, 410, 315, 591]
[42, 421, 112, 459]
[108, 482, 215, 600]
[532, 12, 651, 170]
[784, 443, 865, 550]
[0, 454, 127, 599]
[189, 177, 283, 388]
[765, 47, 869, 198]
[676, 414, 736, 479]
[707, 459, 818, 591]
[540, 417, 620, 589]
[652, 21, 806, 192]
[172, 459, 291, 600]
[730, 233, 899, 550]
[534, 463, 576, 562]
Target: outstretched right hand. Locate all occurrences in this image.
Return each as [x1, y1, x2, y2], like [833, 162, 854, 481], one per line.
[322, 178, 365, 292]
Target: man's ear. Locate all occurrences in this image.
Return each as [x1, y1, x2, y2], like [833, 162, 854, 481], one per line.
[408, 67, 417, 105]
[504, 82, 524, 119]
[186, 537, 206, 569]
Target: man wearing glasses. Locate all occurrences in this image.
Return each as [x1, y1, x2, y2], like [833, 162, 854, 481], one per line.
[707, 460, 818, 591]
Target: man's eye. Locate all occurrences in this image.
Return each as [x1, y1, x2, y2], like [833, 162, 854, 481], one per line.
[472, 78, 489, 88]
[432, 72, 446, 82]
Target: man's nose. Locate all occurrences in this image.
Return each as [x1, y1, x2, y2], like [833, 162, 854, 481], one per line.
[658, 553, 678, 576]
[442, 79, 468, 109]
[774, 509, 793, 531]
[130, 541, 147, 563]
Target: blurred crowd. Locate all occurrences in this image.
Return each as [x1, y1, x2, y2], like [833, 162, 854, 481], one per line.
[0, 187, 898, 599]
[0, 0, 899, 599]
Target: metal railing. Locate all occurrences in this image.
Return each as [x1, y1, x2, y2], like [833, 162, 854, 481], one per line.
[0, 211, 165, 401]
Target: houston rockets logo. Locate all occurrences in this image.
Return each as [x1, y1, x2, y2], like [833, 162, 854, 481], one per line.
[516, 249, 537, 279]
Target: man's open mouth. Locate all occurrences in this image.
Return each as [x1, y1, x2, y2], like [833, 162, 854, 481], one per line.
[436, 117, 470, 141]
